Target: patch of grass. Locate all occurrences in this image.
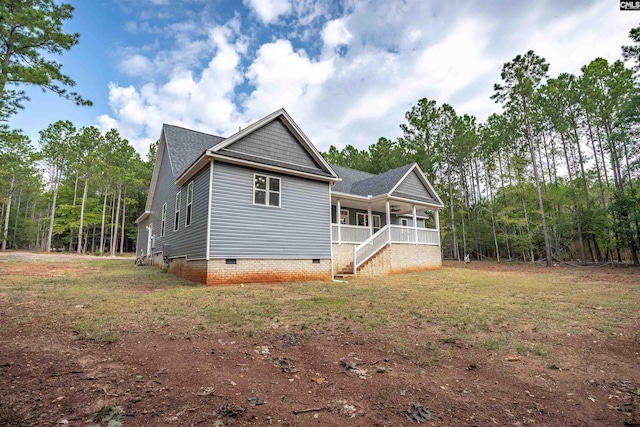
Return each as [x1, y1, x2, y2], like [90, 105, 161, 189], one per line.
[516, 342, 547, 357]
[74, 319, 118, 343]
[1, 256, 638, 362]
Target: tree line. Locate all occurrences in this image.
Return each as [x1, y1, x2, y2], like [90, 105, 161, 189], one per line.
[0, 122, 152, 254]
[325, 26, 640, 266]
[0, 1, 152, 255]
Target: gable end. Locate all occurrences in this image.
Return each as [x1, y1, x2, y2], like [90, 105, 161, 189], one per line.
[222, 118, 323, 171]
[392, 170, 439, 204]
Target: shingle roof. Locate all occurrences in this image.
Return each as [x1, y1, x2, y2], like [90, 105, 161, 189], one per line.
[330, 163, 414, 197]
[163, 124, 225, 179]
[329, 164, 375, 193]
[350, 164, 413, 197]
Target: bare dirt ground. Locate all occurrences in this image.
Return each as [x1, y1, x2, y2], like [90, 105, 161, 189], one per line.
[0, 254, 638, 426]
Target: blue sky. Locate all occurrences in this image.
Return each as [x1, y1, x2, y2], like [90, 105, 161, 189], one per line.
[8, 0, 639, 156]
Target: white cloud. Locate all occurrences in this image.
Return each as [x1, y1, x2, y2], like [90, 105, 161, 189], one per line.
[243, 0, 291, 24]
[95, 0, 638, 158]
[118, 54, 154, 78]
[100, 21, 244, 154]
[321, 17, 352, 48]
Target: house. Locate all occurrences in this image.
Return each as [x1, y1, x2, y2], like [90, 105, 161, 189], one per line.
[135, 109, 444, 285]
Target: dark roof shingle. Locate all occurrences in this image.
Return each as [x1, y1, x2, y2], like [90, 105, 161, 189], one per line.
[163, 124, 225, 179]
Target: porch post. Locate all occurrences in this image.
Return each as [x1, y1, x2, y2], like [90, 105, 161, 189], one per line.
[336, 199, 341, 244]
[385, 200, 391, 227]
[367, 203, 373, 237]
[434, 208, 440, 242]
[412, 205, 418, 245]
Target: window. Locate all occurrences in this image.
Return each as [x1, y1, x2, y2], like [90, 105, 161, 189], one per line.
[254, 174, 280, 207]
[174, 192, 181, 231]
[400, 218, 409, 227]
[373, 215, 381, 232]
[161, 203, 167, 236]
[340, 209, 349, 224]
[185, 181, 193, 226]
[356, 212, 368, 227]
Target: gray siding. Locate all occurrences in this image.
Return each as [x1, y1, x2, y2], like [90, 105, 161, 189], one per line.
[393, 170, 434, 200]
[136, 217, 150, 255]
[210, 162, 331, 258]
[145, 139, 209, 259]
[225, 119, 322, 170]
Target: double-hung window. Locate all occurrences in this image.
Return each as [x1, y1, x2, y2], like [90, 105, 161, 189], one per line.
[185, 181, 193, 226]
[161, 203, 167, 236]
[356, 212, 368, 227]
[340, 209, 349, 224]
[254, 174, 280, 207]
[174, 192, 181, 231]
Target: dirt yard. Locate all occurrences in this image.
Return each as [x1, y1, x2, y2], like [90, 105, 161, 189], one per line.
[0, 253, 638, 426]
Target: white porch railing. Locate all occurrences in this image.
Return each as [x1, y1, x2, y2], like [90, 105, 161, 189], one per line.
[389, 225, 439, 245]
[417, 228, 440, 244]
[352, 225, 441, 275]
[331, 224, 371, 244]
[354, 225, 391, 268]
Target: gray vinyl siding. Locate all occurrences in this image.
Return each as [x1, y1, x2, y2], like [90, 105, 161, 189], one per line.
[393, 170, 434, 200]
[136, 217, 150, 255]
[225, 119, 322, 171]
[146, 139, 208, 259]
[210, 162, 331, 259]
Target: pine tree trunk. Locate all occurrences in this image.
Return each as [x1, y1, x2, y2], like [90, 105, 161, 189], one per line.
[119, 187, 127, 255]
[46, 169, 61, 252]
[111, 186, 122, 256]
[1, 175, 14, 250]
[560, 133, 586, 264]
[448, 176, 459, 260]
[69, 172, 79, 252]
[99, 186, 108, 255]
[12, 188, 22, 249]
[77, 171, 89, 254]
[523, 97, 552, 266]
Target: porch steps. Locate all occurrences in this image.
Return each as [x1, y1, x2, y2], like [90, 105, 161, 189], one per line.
[336, 262, 354, 275]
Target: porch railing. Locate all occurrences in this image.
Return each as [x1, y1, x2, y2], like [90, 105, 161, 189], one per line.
[331, 224, 371, 244]
[389, 225, 439, 245]
[354, 225, 391, 269]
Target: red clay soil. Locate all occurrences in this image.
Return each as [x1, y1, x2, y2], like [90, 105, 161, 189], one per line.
[0, 259, 638, 426]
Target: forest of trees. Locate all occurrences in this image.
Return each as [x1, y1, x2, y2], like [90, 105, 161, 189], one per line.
[0, 1, 151, 255]
[1, 1, 639, 265]
[325, 31, 640, 266]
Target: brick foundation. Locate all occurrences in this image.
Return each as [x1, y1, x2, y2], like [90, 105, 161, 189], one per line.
[206, 258, 332, 285]
[332, 243, 357, 272]
[356, 243, 442, 276]
[168, 257, 208, 283]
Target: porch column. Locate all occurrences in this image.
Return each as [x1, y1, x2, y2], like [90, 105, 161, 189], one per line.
[412, 205, 418, 245]
[336, 199, 341, 244]
[434, 208, 440, 242]
[385, 200, 391, 227]
[367, 203, 373, 237]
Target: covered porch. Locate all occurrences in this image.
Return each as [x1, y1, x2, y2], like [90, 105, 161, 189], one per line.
[331, 194, 440, 245]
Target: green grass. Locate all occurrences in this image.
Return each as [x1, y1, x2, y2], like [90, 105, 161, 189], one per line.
[0, 257, 638, 360]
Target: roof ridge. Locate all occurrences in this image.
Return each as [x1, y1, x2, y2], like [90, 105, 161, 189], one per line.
[163, 123, 226, 140]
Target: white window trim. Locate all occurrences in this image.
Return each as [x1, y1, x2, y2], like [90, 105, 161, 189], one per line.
[253, 173, 281, 208]
[373, 214, 381, 232]
[185, 181, 193, 227]
[400, 218, 409, 227]
[356, 212, 368, 227]
[340, 209, 349, 224]
[161, 203, 167, 237]
[174, 192, 181, 232]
